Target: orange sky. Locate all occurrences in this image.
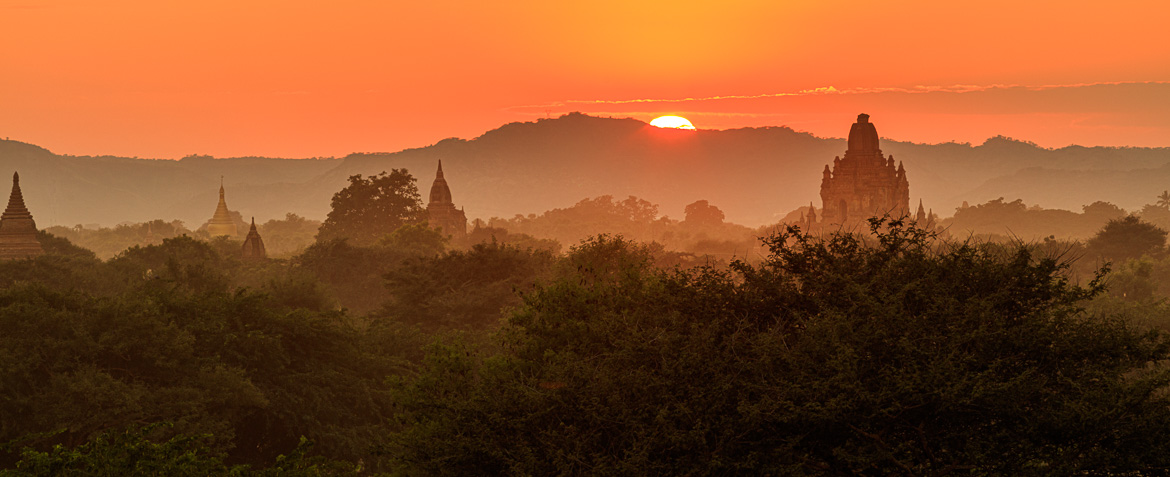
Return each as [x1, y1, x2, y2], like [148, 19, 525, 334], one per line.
[1, 0, 1168, 158]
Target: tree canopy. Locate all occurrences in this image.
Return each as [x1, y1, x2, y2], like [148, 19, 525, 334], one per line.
[388, 220, 1170, 475]
[9, 216, 1170, 474]
[316, 170, 426, 246]
[1087, 215, 1168, 263]
[683, 199, 725, 226]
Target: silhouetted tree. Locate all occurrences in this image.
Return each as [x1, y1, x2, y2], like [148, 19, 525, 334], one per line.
[683, 199, 725, 226]
[1157, 190, 1170, 209]
[1082, 201, 1125, 219]
[316, 170, 425, 246]
[1086, 215, 1168, 263]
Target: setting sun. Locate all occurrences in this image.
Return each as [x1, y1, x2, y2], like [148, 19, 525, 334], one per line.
[650, 116, 696, 130]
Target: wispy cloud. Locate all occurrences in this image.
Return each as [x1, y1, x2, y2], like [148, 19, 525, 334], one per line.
[507, 81, 1170, 116]
[504, 81, 1170, 148]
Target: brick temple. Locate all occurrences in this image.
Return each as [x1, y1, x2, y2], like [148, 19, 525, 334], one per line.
[819, 114, 911, 226]
[0, 172, 44, 260]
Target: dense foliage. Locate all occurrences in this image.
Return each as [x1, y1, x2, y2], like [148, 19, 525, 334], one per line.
[941, 198, 1127, 241]
[43, 220, 190, 260]
[380, 240, 555, 331]
[388, 221, 1170, 475]
[44, 214, 323, 260]
[488, 194, 759, 262]
[7, 214, 1170, 474]
[0, 237, 408, 471]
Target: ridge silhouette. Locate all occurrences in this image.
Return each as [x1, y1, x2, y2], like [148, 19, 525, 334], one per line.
[0, 113, 1167, 228]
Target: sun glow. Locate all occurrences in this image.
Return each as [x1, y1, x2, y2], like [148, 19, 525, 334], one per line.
[650, 115, 696, 130]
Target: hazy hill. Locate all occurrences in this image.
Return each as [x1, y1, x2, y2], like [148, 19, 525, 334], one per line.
[325, 113, 1170, 224]
[0, 140, 338, 227]
[2, 113, 1168, 229]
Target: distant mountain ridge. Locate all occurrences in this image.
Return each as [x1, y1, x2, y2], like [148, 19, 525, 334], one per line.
[2, 113, 1169, 228]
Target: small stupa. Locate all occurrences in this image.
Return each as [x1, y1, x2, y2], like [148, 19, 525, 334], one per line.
[241, 217, 266, 260]
[207, 178, 238, 237]
[0, 172, 44, 260]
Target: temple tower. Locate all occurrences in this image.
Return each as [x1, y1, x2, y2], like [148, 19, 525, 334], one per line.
[819, 114, 910, 225]
[0, 172, 44, 260]
[241, 217, 267, 260]
[207, 179, 238, 237]
[427, 161, 467, 239]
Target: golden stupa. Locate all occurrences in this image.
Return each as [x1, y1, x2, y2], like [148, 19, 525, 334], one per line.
[207, 179, 238, 237]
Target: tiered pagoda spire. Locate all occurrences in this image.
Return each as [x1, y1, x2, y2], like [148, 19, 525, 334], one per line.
[0, 172, 44, 260]
[241, 217, 266, 260]
[427, 161, 467, 239]
[207, 177, 238, 237]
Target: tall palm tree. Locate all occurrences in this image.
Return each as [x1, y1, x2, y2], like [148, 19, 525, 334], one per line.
[1157, 190, 1170, 209]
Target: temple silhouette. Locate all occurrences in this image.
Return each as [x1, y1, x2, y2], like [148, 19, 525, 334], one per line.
[817, 114, 911, 226]
[241, 217, 267, 260]
[0, 172, 44, 260]
[205, 180, 268, 260]
[427, 161, 467, 239]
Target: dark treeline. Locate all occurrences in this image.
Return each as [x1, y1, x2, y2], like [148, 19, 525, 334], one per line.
[44, 213, 322, 260]
[6, 170, 1170, 474]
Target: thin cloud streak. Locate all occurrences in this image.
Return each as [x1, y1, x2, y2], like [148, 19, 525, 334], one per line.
[502, 81, 1170, 149]
[508, 81, 1170, 114]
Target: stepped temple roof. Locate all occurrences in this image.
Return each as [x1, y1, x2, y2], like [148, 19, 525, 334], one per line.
[427, 161, 466, 239]
[241, 217, 266, 260]
[819, 114, 910, 225]
[429, 160, 453, 205]
[0, 172, 44, 260]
